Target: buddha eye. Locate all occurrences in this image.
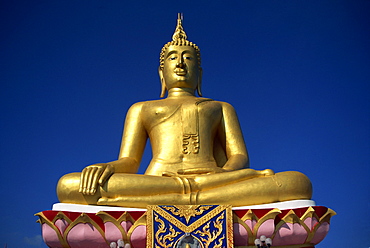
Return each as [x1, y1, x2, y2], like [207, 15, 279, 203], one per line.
[184, 56, 192, 60]
[168, 56, 177, 61]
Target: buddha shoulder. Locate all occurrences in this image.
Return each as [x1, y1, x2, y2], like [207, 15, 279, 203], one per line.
[139, 97, 220, 116]
[125, 99, 237, 125]
[127, 99, 236, 115]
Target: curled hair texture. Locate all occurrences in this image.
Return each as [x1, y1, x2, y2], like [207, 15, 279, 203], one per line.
[159, 14, 201, 69]
[159, 40, 201, 69]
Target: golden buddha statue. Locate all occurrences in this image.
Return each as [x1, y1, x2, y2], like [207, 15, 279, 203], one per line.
[57, 14, 312, 208]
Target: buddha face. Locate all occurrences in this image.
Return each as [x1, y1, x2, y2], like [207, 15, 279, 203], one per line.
[159, 45, 201, 92]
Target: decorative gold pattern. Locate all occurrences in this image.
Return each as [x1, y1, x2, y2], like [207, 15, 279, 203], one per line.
[233, 208, 281, 245]
[271, 206, 337, 244]
[154, 212, 182, 248]
[181, 100, 200, 155]
[182, 134, 200, 154]
[35, 211, 144, 248]
[147, 205, 233, 248]
[162, 205, 212, 223]
[234, 206, 336, 246]
[194, 212, 225, 247]
[36, 206, 335, 248]
[96, 211, 136, 243]
[148, 205, 229, 233]
[36, 211, 71, 248]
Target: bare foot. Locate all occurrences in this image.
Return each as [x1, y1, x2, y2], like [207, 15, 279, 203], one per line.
[97, 197, 122, 206]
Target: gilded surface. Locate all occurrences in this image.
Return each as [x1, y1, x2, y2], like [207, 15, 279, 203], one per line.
[56, 13, 312, 208]
[162, 205, 212, 223]
[35, 206, 335, 247]
[147, 205, 233, 248]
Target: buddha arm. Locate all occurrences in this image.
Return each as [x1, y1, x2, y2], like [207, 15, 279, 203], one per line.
[79, 102, 148, 196]
[116, 101, 148, 173]
[218, 102, 249, 171]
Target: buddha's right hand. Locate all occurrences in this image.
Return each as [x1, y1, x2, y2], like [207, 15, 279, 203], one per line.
[79, 163, 114, 195]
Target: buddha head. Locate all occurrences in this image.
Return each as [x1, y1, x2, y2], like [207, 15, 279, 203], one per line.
[159, 14, 202, 97]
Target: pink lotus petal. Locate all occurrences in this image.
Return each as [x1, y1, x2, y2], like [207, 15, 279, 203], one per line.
[311, 222, 330, 244]
[67, 223, 108, 248]
[42, 224, 64, 248]
[273, 223, 308, 245]
[121, 221, 133, 233]
[244, 219, 257, 230]
[256, 219, 275, 239]
[233, 223, 248, 246]
[104, 222, 123, 244]
[130, 225, 146, 248]
[55, 219, 68, 234]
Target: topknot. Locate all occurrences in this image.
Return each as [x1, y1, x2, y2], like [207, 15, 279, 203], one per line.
[159, 13, 201, 69]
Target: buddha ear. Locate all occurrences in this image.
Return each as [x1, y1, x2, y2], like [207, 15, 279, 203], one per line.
[158, 67, 167, 98]
[197, 67, 203, 97]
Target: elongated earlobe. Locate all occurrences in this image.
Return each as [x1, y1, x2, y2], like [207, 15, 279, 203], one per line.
[158, 67, 167, 98]
[160, 78, 167, 98]
[197, 68, 203, 96]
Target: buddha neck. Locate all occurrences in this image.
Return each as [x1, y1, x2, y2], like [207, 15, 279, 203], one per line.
[167, 88, 196, 98]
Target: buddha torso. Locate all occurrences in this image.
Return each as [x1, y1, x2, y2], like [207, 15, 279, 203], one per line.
[56, 15, 313, 208]
[140, 96, 224, 176]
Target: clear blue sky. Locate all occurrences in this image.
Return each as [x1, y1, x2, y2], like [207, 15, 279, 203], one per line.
[1, 1, 369, 247]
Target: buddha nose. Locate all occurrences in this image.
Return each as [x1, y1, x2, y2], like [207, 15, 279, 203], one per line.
[176, 62, 184, 68]
[176, 56, 185, 68]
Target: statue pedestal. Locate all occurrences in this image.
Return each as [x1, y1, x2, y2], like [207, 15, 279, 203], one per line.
[35, 200, 335, 248]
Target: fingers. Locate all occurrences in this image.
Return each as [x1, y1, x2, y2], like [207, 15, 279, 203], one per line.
[87, 166, 101, 195]
[79, 167, 89, 194]
[89, 167, 104, 194]
[79, 164, 106, 195]
[98, 164, 114, 186]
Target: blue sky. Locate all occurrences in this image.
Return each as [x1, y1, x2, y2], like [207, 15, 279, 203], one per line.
[1, 0, 369, 247]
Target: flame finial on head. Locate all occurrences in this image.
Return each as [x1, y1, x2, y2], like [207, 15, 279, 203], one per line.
[159, 13, 202, 97]
[172, 13, 187, 41]
[159, 13, 201, 69]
